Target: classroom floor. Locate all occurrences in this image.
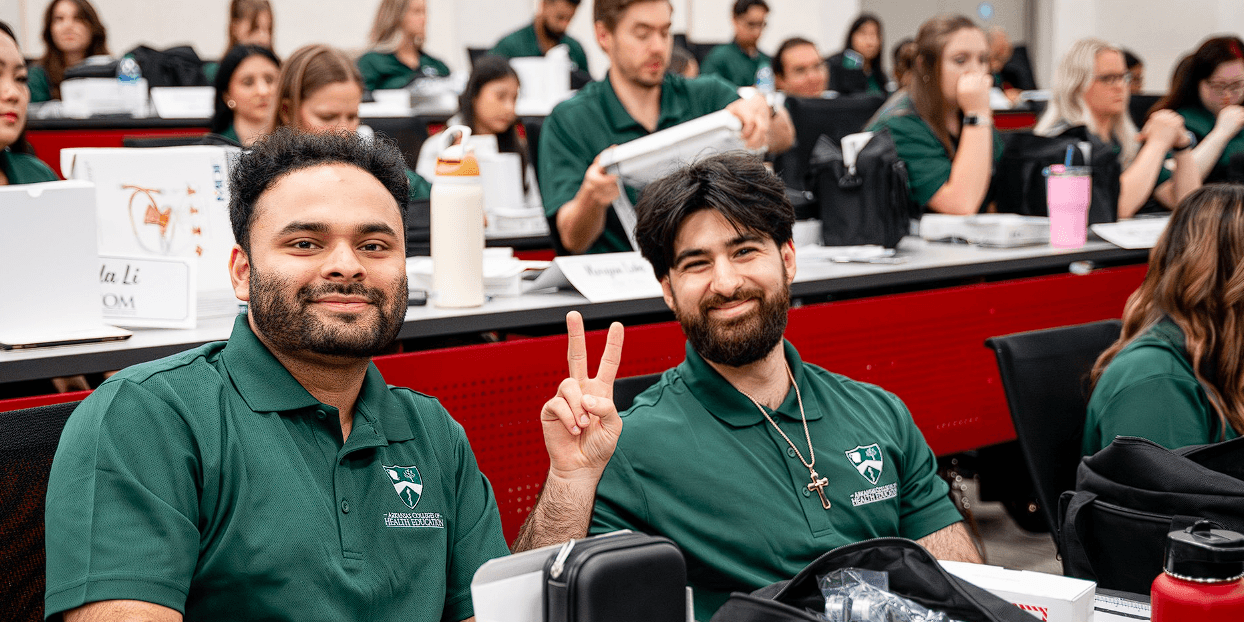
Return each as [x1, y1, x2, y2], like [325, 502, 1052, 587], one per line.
[961, 478, 1063, 574]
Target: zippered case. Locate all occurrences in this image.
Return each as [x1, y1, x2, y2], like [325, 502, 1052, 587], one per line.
[543, 532, 686, 622]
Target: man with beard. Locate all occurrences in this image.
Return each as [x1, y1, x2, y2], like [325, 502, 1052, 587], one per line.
[588, 153, 981, 620]
[490, 0, 591, 76]
[44, 129, 624, 622]
[538, 0, 793, 255]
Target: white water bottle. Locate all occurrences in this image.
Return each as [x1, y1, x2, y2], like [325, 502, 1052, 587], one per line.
[431, 126, 485, 308]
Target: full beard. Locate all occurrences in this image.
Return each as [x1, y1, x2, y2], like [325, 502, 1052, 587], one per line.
[675, 280, 790, 368]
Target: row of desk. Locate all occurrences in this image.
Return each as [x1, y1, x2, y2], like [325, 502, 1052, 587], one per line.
[0, 238, 1150, 539]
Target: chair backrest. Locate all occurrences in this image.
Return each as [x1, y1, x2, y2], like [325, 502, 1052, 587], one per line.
[614, 372, 663, 413]
[984, 319, 1122, 534]
[0, 401, 80, 622]
[1128, 94, 1161, 130]
[467, 47, 491, 69]
[777, 95, 886, 193]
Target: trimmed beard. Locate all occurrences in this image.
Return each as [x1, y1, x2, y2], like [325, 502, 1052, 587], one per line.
[674, 277, 790, 368]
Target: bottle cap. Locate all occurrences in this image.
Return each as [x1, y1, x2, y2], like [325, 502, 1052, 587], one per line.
[435, 125, 480, 177]
[1164, 520, 1244, 581]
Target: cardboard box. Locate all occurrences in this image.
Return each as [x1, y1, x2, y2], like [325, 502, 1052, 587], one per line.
[940, 560, 1095, 622]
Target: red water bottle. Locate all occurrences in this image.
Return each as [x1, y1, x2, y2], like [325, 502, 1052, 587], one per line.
[1150, 520, 1244, 621]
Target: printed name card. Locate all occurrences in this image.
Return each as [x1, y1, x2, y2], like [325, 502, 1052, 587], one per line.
[99, 255, 196, 328]
[553, 252, 662, 303]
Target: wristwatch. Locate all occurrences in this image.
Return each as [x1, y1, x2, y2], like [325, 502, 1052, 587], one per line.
[1172, 131, 1198, 152]
[962, 113, 990, 127]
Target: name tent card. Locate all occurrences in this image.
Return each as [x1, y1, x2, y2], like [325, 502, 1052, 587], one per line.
[99, 255, 196, 329]
[549, 252, 662, 303]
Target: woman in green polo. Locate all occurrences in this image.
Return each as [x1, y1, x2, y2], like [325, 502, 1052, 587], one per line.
[866, 15, 1001, 214]
[0, 21, 58, 185]
[1151, 37, 1244, 185]
[1085, 185, 1244, 455]
[358, 0, 450, 92]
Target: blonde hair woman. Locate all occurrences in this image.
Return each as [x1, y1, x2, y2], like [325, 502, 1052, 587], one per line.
[1035, 38, 1200, 217]
[357, 0, 449, 91]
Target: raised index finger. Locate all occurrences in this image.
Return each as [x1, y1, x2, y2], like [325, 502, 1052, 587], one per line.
[594, 322, 625, 386]
[566, 311, 589, 381]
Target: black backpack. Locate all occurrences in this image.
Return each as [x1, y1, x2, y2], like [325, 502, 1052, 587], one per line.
[995, 126, 1123, 224]
[127, 45, 209, 88]
[1058, 435, 1244, 594]
[808, 129, 920, 249]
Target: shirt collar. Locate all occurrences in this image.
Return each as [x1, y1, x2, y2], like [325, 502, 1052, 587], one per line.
[677, 338, 822, 428]
[598, 72, 688, 134]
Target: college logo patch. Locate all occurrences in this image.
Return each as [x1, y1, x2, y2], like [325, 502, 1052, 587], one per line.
[384, 465, 423, 509]
[845, 444, 884, 485]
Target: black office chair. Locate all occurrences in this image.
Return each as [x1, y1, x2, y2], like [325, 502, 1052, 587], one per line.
[614, 373, 663, 413]
[0, 401, 80, 622]
[984, 320, 1123, 540]
[367, 116, 431, 174]
[467, 47, 491, 69]
[1128, 94, 1161, 130]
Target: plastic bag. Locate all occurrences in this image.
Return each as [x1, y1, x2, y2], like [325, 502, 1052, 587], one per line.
[818, 568, 957, 622]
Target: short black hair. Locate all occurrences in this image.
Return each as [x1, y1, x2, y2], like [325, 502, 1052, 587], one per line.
[732, 0, 768, 17]
[773, 36, 815, 77]
[229, 128, 410, 254]
[634, 152, 793, 280]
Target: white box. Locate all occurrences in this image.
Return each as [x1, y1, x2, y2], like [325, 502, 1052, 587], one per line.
[940, 560, 1095, 622]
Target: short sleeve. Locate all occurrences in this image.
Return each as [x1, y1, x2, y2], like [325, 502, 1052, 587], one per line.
[44, 380, 201, 617]
[442, 417, 511, 622]
[567, 39, 590, 74]
[884, 392, 962, 541]
[1086, 373, 1212, 454]
[538, 103, 598, 219]
[590, 450, 649, 536]
[690, 74, 743, 111]
[873, 114, 953, 208]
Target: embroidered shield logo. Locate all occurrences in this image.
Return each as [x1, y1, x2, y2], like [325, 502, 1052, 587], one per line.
[845, 444, 884, 485]
[384, 465, 423, 509]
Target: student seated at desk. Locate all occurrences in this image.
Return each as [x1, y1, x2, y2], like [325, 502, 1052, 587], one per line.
[416, 55, 540, 208]
[204, 0, 274, 84]
[0, 21, 58, 185]
[276, 44, 432, 202]
[700, 0, 771, 88]
[28, 0, 109, 102]
[490, 0, 590, 76]
[1151, 37, 1244, 185]
[866, 15, 1001, 215]
[1035, 39, 1199, 218]
[1085, 184, 1244, 455]
[828, 14, 890, 96]
[358, 0, 449, 92]
[773, 37, 828, 99]
[210, 45, 279, 147]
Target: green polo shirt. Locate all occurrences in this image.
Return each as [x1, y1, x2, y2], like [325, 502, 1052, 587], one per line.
[1084, 318, 1238, 455]
[866, 94, 1004, 210]
[358, 51, 451, 91]
[45, 314, 510, 621]
[591, 340, 963, 620]
[407, 167, 431, 201]
[219, 124, 239, 143]
[29, 65, 52, 102]
[1178, 104, 1244, 171]
[489, 23, 589, 74]
[1, 148, 58, 184]
[538, 72, 739, 253]
[700, 41, 771, 88]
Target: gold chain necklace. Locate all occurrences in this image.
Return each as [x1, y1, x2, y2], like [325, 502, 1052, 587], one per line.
[738, 363, 831, 510]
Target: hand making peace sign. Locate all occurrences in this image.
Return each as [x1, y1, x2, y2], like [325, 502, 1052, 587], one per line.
[541, 311, 625, 482]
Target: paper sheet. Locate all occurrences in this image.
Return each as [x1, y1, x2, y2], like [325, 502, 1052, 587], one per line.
[1090, 216, 1171, 250]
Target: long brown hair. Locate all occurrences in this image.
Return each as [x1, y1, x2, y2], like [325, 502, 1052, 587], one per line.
[1092, 184, 1244, 439]
[1151, 36, 1244, 114]
[908, 14, 979, 156]
[225, 0, 273, 52]
[274, 44, 363, 129]
[39, 0, 109, 100]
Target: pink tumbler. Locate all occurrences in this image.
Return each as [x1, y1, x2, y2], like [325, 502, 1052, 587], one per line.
[1045, 165, 1092, 248]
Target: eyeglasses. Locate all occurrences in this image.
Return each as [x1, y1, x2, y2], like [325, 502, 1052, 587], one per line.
[1204, 80, 1244, 96]
[1094, 73, 1133, 86]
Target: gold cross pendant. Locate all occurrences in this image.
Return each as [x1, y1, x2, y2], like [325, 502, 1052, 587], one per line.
[807, 470, 831, 510]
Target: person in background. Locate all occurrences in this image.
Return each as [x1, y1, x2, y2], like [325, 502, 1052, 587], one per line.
[210, 44, 279, 147]
[538, 0, 793, 255]
[416, 55, 540, 208]
[490, 0, 590, 76]
[1151, 37, 1244, 185]
[773, 37, 827, 98]
[1123, 49, 1145, 94]
[1085, 184, 1244, 454]
[700, 0, 770, 88]
[892, 37, 916, 90]
[1, 21, 58, 185]
[828, 14, 888, 96]
[1035, 38, 1199, 217]
[667, 45, 698, 78]
[866, 15, 1000, 215]
[987, 27, 1022, 104]
[276, 44, 431, 200]
[359, 0, 449, 91]
[204, 0, 274, 83]
[29, 0, 108, 102]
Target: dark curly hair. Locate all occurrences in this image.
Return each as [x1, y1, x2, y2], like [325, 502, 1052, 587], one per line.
[634, 151, 793, 280]
[229, 127, 409, 253]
